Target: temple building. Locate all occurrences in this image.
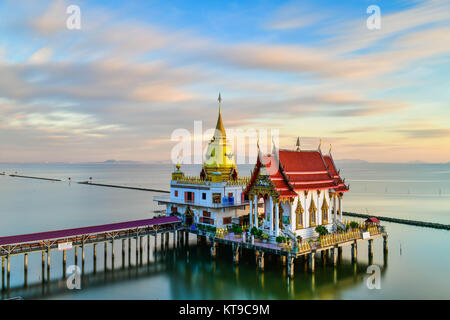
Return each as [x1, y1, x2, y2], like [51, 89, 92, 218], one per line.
[244, 141, 349, 242]
[155, 94, 349, 243]
[154, 94, 250, 227]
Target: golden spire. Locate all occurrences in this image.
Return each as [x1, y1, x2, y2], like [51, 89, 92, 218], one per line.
[215, 92, 226, 136]
[318, 138, 322, 151]
[329, 144, 332, 154]
[296, 137, 300, 151]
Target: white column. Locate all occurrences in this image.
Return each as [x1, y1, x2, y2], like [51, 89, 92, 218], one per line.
[249, 199, 253, 228]
[333, 194, 337, 223]
[254, 194, 258, 227]
[339, 196, 343, 222]
[275, 201, 279, 237]
[290, 200, 296, 233]
[269, 196, 274, 235]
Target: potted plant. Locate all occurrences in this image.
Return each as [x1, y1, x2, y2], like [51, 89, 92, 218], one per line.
[276, 236, 286, 247]
[232, 224, 243, 238]
[261, 233, 269, 243]
[296, 235, 302, 244]
[349, 221, 359, 230]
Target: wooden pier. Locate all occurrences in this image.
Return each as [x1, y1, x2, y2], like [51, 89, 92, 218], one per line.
[0, 216, 183, 291]
[189, 225, 388, 279]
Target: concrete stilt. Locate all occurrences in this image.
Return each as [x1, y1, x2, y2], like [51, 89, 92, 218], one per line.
[41, 251, 45, 283]
[121, 239, 125, 268]
[351, 241, 357, 263]
[258, 251, 265, 270]
[136, 237, 139, 265]
[63, 250, 67, 277]
[75, 246, 78, 266]
[338, 246, 343, 263]
[46, 247, 50, 281]
[233, 244, 240, 264]
[173, 231, 176, 249]
[7, 254, 10, 289]
[287, 256, 294, 278]
[82, 242, 85, 273]
[197, 235, 201, 245]
[185, 231, 189, 246]
[147, 235, 150, 263]
[93, 243, 97, 273]
[383, 235, 388, 254]
[111, 240, 115, 270]
[161, 233, 164, 249]
[165, 232, 169, 248]
[24, 253, 28, 287]
[104, 241, 107, 270]
[308, 252, 315, 272]
[368, 239, 374, 261]
[140, 236, 143, 266]
[255, 250, 260, 265]
[210, 242, 217, 258]
[1, 256, 4, 290]
[331, 246, 338, 266]
[154, 234, 158, 257]
[281, 255, 286, 266]
[128, 237, 132, 266]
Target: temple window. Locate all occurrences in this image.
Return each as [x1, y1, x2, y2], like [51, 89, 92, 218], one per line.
[309, 198, 317, 227]
[322, 199, 329, 224]
[202, 193, 206, 200]
[212, 193, 221, 204]
[174, 190, 178, 197]
[296, 197, 304, 229]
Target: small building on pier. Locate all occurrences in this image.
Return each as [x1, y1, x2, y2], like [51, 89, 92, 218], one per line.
[244, 143, 349, 242]
[154, 94, 249, 228]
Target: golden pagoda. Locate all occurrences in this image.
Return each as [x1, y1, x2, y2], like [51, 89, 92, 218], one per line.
[201, 93, 238, 182]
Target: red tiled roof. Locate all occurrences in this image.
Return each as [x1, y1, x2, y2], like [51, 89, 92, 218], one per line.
[245, 148, 349, 197]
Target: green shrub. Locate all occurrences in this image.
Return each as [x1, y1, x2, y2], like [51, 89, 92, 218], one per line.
[296, 235, 302, 242]
[261, 233, 269, 240]
[232, 224, 243, 234]
[349, 221, 359, 229]
[315, 225, 328, 236]
[276, 236, 286, 243]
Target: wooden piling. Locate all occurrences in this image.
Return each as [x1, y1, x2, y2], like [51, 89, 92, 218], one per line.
[281, 255, 286, 266]
[24, 253, 28, 287]
[383, 235, 388, 253]
[75, 246, 78, 266]
[161, 233, 164, 249]
[368, 239, 374, 259]
[255, 250, 260, 265]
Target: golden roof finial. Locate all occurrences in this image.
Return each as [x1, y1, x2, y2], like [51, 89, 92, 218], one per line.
[215, 92, 226, 136]
[296, 137, 300, 151]
[318, 138, 322, 151]
[329, 144, 332, 154]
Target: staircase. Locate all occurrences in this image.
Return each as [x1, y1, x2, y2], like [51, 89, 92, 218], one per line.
[281, 227, 296, 242]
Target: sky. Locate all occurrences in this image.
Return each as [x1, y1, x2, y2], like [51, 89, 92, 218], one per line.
[0, 0, 449, 163]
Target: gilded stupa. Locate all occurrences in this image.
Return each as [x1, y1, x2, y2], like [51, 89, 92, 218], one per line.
[201, 93, 238, 181]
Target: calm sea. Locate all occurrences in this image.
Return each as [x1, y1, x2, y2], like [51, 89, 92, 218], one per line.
[0, 162, 449, 299]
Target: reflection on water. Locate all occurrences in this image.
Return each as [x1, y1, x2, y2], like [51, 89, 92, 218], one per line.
[1, 236, 388, 300]
[0, 163, 449, 299]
